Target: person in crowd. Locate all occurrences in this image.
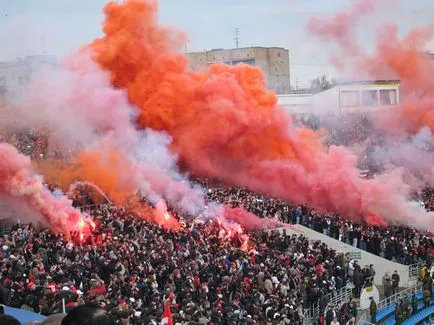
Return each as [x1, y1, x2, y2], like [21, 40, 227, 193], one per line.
[369, 297, 377, 324]
[411, 294, 418, 316]
[348, 301, 357, 323]
[27, 314, 65, 325]
[345, 317, 355, 325]
[383, 273, 393, 298]
[61, 305, 115, 325]
[423, 286, 431, 308]
[1, 205, 335, 324]
[402, 294, 411, 320]
[203, 185, 434, 267]
[330, 316, 340, 325]
[392, 271, 400, 294]
[0, 314, 22, 325]
[395, 301, 403, 325]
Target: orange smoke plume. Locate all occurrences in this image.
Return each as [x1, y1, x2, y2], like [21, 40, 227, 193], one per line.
[85, 0, 432, 228]
[36, 149, 136, 205]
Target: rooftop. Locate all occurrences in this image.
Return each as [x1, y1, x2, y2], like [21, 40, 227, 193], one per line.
[187, 46, 288, 55]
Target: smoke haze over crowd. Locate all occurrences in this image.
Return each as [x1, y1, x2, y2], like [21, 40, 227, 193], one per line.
[0, 0, 433, 232]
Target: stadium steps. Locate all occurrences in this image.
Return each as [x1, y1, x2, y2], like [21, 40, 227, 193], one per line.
[373, 291, 434, 325]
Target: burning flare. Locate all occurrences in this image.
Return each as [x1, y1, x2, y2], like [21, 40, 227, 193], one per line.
[0, 143, 88, 235]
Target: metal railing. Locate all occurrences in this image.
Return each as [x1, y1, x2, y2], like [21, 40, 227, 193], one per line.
[376, 283, 422, 311]
[77, 203, 113, 213]
[357, 313, 366, 325]
[303, 285, 353, 325]
[409, 261, 426, 279]
[328, 286, 353, 310]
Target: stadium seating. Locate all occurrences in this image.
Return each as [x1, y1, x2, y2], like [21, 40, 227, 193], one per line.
[371, 290, 434, 325]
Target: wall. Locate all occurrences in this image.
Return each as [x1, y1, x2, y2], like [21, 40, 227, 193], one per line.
[186, 47, 290, 94]
[277, 82, 401, 117]
[311, 87, 340, 115]
[277, 93, 313, 115]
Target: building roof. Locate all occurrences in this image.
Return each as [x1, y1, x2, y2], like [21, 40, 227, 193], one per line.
[310, 79, 401, 94]
[333, 79, 400, 85]
[187, 46, 288, 55]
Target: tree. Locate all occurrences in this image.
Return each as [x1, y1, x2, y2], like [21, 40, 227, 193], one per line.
[310, 75, 332, 92]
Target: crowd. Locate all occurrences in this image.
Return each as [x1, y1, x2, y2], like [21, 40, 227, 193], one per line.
[0, 129, 47, 160]
[203, 185, 434, 267]
[0, 203, 360, 325]
[1, 123, 434, 325]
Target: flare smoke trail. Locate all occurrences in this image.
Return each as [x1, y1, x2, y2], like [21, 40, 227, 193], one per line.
[85, 0, 432, 228]
[0, 143, 86, 234]
[7, 54, 269, 230]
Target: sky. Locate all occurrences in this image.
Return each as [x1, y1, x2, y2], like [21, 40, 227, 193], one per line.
[0, 0, 433, 88]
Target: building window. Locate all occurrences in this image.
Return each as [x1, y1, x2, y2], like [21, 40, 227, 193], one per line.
[232, 58, 256, 66]
[277, 52, 281, 57]
[361, 90, 378, 106]
[379, 89, 397, 105]
[0, 77, 5, 86]
[341, 90, 360, 107]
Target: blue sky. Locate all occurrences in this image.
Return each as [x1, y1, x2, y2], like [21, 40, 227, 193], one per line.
[0, 0, 432, 87]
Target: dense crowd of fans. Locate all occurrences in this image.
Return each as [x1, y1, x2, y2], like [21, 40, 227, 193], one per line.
[0, 204, 361, 325]
[1, 123, 434, 325]
[203, 185, 434, 267]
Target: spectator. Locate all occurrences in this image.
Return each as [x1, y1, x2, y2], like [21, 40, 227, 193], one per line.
[369, 297, 377, 324]
[202, 184, 434, 267]
[61, 305, 115, 325]
[330, 316, 340, 325]
[384, 276, 393, 298]
[1, 205, 336, 324]
[411, 294, 418, 316]
[0, 314, 21, 325]
[392, 271, 400, 294]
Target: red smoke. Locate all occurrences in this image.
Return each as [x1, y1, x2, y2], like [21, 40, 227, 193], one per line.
[307, 0, 377, 63]
[0, 143, 87, 235]
[308, 0, 434, 134]
[85, 0, 430, 227]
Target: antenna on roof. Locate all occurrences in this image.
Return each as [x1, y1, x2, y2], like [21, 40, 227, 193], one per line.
[233, 28, 240, 49]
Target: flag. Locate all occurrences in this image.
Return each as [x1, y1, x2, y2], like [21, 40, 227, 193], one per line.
[161, 299, 173, 325]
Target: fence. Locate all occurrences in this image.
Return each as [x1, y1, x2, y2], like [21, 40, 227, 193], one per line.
[77, 203, 113, 214]
[303, 285, 353, 325]
[376, 283, 422, 311]
[357, 283, 422, 325]
[357, 313, 375, 325]
[357, 283, 423, 324]
[409, 261, 426, 280]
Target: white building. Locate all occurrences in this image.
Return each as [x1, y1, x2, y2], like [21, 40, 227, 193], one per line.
[278, 80, 400, 117]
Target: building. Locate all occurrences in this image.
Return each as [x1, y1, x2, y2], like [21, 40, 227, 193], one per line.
[186, 47, 290, 94]
[278, 80, 400, 117]
[0, 55, 57, 102]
